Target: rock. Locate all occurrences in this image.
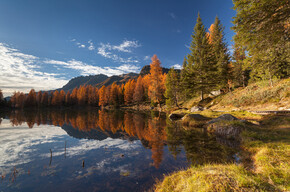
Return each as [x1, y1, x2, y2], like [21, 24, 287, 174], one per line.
[169, 113, 186, 120]
[182, 114, 210, 127]
[206, 114, 246, 138]
[190, 106, 204, 112]
[210, 90, 222, 96]
[207, 121, 244, 138]
[207, 114, 238, 124]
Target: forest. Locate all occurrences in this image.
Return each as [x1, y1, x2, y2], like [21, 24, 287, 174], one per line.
[0, 0, 289, 110]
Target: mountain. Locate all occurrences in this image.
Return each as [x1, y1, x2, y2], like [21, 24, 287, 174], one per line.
[61, 74, 108, 91]
[59, 65, 178, 92]
[139, 65, 171, 76]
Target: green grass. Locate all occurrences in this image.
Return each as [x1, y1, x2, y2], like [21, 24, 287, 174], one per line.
[155, 115, 290, 192]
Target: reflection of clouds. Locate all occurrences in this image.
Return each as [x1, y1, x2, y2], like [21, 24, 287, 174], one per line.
[0, 119, 141, 174]
[0, 119, 66, 169]
[41, 138, 140, 158]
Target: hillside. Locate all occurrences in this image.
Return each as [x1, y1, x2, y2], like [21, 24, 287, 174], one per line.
[180, 78, 290, 112]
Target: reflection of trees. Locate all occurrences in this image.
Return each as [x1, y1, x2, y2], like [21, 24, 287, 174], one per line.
[166, 120, 238, 165]
[6, 109, 168, 168]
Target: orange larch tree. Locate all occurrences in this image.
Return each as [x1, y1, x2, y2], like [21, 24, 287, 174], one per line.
[124, 79, 136, 105]
[70, 88, 78, 105]
[98, 85, 106, 107]
[148, 55, 165, 107]
[133, 76, 144, 104]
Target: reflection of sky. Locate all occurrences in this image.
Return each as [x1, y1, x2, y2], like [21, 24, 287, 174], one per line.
[0, 119, 140, 171]
[0, 118, 188, 192]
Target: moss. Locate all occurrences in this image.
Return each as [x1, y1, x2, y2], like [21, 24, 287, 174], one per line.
[182, 114, 210, 127]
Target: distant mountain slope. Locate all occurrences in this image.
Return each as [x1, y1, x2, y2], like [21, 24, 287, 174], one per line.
[61, 74, 108, 91]
[139, 65, 171, 76]
[59, 65, 178, 92]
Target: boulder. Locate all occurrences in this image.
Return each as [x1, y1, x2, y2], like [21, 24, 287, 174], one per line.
[207, 114, 238, 124]
[190, 106, 204, 112]
[182, 114, 210, 127]
[207, 114, 246, 138]
[169, 113, 186, 120]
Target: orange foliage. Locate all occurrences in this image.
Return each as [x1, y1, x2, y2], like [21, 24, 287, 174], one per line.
[124, 79, 136, 104]
[148, 55, 165, 105]
[133, 76, 144, 103]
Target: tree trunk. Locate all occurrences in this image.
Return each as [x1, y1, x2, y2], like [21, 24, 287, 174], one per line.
[200, 90, 204, 100]
[242, 72, 245, 88]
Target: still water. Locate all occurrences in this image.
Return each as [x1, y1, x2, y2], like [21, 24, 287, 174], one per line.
[0, 109, 239, 192]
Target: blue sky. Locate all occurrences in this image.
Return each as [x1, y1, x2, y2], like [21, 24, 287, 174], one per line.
[0, 0, 236, 96]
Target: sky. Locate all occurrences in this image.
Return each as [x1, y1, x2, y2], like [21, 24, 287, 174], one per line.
[0, 0, 236, 97]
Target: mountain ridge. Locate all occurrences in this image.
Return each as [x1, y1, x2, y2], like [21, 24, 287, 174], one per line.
[59, 65, 179, 92]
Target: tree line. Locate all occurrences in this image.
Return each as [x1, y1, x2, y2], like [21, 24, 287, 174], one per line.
[6, 55, 167, 109]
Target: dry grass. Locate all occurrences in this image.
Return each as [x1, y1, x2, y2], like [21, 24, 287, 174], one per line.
[210, 78, 290, 111]
[155, 115, 290, 192]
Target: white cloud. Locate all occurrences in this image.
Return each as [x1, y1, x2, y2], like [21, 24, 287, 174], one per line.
[97, 40, 141, 63]
[143, 55, 151, 61]
[171, 64, 182, 69]
[88, 40, 95, 51]
[0, 42, 141, 97]
[0, 43, 68, 97]
[79, 44, 85, 48]
[45, 59, 140, 76]
[112, 40, 140, 53]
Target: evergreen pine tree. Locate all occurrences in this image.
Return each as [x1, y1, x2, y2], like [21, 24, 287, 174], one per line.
[165, 68, 180, 108]
[183, 13, 216, 100]
[210, 16, 230, 91]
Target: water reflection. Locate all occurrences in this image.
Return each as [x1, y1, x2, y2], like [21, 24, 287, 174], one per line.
[0, 109, 239, 192]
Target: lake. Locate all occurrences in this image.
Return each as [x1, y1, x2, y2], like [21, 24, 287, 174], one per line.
[0, 109, 239, 192]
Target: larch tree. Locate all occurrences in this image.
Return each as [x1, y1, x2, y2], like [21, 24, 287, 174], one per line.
[60, 90, 66, 105]
[41, 92, 48, 106]
[133, 76, 144, 104]
[142, 74, 151, 101]
[36, 91, 42, 107]
[124, 79, 136, 105]
[65, 91, 71, 106]
[148, 55, 165, 107]
[110, 82, 119, 107]
[98, 85, 106, 107]
[51, 90, 61, 106]
[25, 89, 37, 107]
[70, 88, 78, 105]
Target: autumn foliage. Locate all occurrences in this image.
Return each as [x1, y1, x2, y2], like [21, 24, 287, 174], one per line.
[9, 54, 167, 109]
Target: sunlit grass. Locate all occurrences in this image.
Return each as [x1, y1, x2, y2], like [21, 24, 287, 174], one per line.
[155, 115, 290, 191]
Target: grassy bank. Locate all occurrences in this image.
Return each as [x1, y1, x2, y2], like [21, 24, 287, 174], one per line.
[155, 115, 290, 191]
[210, 78, 290, 111]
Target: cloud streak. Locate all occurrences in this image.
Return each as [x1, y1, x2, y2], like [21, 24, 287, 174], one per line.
[97, 40, 141, 63]
[45, 59, 140, 76]
[0, 43, 141, 97]
[0, 43, 68, 97]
